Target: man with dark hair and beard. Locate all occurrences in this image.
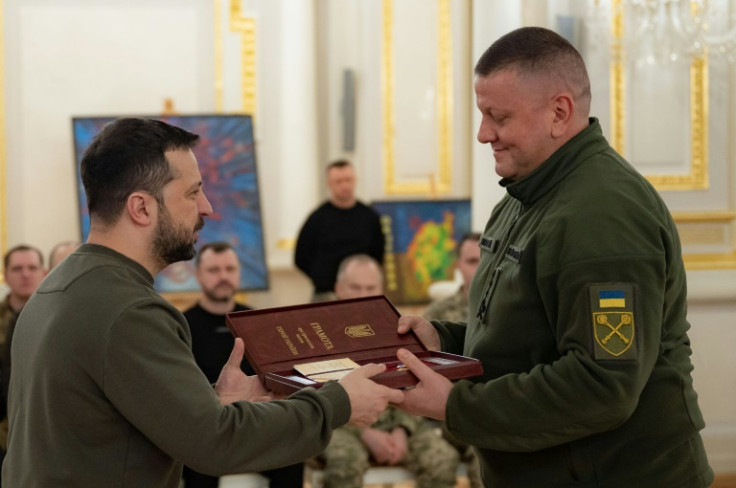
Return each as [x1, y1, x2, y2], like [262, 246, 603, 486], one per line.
[3, 118, 403, 487]
[182, 242, 303, 488]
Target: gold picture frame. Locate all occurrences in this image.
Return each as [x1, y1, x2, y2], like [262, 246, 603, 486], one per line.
[609, 0, 734, 269]
[382, 0, 453, 195]
[609, 0, 708, 191]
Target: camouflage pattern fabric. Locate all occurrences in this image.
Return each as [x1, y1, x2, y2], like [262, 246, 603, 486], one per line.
[423, 289, 468, 324]
[320, 408, 459, 488]
[0, 296, 19, 451]
[0, 296, 16, 353]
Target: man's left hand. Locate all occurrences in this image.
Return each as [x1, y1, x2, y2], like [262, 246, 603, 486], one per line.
[394, 348, 452, 420]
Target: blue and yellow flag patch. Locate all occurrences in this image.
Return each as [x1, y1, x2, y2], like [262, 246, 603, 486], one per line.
[589, 284, 638, 360]
[598, 290, 626, 308]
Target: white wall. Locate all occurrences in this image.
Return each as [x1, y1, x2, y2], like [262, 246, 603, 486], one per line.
[3, 0, 214, 258]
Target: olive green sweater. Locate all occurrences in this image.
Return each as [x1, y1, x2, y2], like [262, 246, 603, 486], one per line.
[4, 244, 350, 487]
[437, 120, 713, 487]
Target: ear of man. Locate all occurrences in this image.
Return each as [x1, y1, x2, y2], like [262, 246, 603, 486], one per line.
[549, 92, 576, 139]
[126, 191, 157, 228]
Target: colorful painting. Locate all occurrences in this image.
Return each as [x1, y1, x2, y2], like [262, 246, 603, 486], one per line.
[72, 115, 268, 292]
[372, 200, 471, 304]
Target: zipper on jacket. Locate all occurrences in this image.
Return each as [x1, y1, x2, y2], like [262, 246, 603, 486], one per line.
[476, 267, 501, 322]
[476, 203, 523, 323]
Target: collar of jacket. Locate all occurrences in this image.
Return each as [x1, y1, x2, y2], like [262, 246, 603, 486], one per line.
[499, 118, 610, 206]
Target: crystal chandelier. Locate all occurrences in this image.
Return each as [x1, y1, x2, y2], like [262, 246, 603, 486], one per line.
[625, 0, 736, 65]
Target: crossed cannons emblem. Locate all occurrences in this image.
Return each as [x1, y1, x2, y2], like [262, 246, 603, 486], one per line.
[597, 314, 632, 344]
[594, 312, 634, 356]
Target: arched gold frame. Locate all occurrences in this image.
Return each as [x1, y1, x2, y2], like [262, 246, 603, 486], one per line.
[382, 0, 453, 195]
[609, 0, 708, 191]
[610, 0, 735, 268]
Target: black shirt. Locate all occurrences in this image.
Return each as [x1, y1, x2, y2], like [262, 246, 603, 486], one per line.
[183, 302, 254, 381]
[294, 201, 385, 292]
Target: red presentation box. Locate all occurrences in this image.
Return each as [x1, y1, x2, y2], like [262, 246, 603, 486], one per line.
[226, 295, 483, 394]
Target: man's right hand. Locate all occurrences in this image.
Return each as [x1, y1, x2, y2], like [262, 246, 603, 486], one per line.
[397, 315, 441, 351]
[338, 364, 404, 427]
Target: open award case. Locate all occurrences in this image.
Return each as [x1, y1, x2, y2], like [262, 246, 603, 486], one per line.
[225, 295, 483, 394]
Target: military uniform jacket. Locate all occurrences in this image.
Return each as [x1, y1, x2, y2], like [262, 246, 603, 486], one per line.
[436, 120, 713, 487]
[4, 244, 351, 487]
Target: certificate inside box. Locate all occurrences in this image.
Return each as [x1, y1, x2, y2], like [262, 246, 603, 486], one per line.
[225, 295, 483, 393]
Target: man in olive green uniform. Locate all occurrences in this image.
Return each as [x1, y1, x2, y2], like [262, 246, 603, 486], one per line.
[395, 27, 713, 487]
[4, 118, 403, 487]
[320, 255, 459, 488]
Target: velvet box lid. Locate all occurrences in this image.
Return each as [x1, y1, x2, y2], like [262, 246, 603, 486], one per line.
[226, 295, 483, 393]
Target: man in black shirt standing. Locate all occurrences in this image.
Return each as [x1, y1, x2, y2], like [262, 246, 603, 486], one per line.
[182, 242, 303, 488]
[295, 160, 385, 302]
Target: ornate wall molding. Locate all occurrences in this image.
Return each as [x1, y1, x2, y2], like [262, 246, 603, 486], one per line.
[381, 0, 453, 195]
[214, 0, 256, 115]
[608, 0, 733, 269]
[610, 0, 709, 191]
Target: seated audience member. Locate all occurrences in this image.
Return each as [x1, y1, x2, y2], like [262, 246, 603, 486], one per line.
[423, 232, 481, 323]
[0, 245, 46, 475]
[318, 254, 460, 488]
[182, 242, 303, 488]
[422, 232, 482, 488]
[48, 240, 82, 270]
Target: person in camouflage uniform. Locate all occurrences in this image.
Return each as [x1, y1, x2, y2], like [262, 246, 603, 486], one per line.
[1, 245, 46, 475]
[423, 232, 482, 488]
[321, 407, 459, 488]
[0, 245, 45, 355]
[423, 232, 481, 324]
[319, 255, 460, 488]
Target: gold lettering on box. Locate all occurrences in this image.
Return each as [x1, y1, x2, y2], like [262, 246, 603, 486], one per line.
[310, 323, 335, 350]
[276, 326, 299, 356]
[297, 327, 315, 349]
[345, 324, 375, 338]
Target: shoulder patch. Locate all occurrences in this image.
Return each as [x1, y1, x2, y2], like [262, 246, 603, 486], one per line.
[589, 284, 638, 360]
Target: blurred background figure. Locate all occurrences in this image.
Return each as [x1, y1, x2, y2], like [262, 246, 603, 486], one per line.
[0, 245, 46, 481]
[424, 232, 481, 323]
[48, 240, 82, 271]
[295, 160, 384, 302]
[334, 254, 384, 300]
[182, 242, 303, 488]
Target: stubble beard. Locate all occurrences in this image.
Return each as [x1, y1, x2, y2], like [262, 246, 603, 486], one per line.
[202, 285, 236, 304]
[153, 207, 204, 268]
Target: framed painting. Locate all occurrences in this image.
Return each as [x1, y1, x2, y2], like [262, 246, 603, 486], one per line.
[372, 199, 471, 304]
[72, 114, 268, 292]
